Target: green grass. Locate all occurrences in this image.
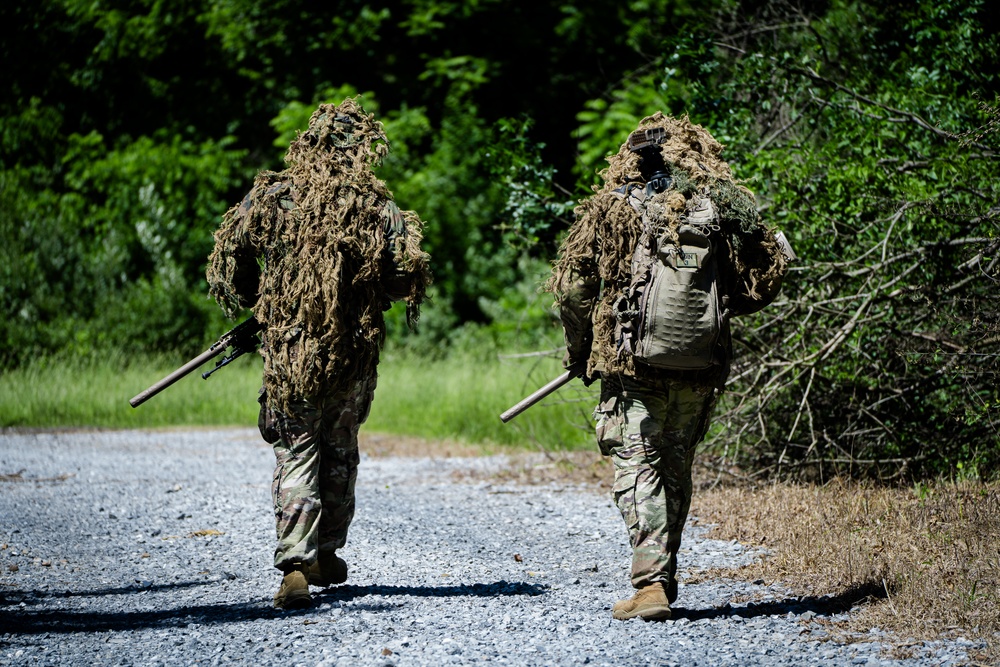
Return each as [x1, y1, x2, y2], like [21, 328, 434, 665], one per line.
[0, 349, 596, 451]
[0, 351, 262, 430]
[368, 349, 596, 449]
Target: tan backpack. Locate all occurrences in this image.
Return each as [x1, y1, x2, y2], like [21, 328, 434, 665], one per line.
[613, 193, 727, 371]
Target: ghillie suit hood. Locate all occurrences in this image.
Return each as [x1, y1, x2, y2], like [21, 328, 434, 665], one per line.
[207, 98, 430, 413]
[549, 112, 786, 378]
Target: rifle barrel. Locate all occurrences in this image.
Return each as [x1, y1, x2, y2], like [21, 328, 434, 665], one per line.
[499, 369, 577, 423]
[128, 345, 224, 408]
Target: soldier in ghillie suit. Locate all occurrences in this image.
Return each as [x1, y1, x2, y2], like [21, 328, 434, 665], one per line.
[206, 98, 431, 609]
[549, 112, 786, 620]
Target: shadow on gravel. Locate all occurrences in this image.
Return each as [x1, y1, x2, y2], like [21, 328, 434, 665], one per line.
[0, 579, 211, 603]
[0, 600, 290, 635]
[0, 581, 549, 635]
[672, 581, 887, 621]
[316, 581, 548, 604]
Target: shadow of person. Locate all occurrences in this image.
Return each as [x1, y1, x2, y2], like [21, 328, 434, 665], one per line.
[1, 580, 549, 634]
[670, 580, 887, 622]
[1, 578, 211, 604]
[1, 600, 286, 635]
[314, 580, 547, 603]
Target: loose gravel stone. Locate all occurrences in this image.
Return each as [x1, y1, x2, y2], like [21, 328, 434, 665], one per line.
[0, 429, 983, 665]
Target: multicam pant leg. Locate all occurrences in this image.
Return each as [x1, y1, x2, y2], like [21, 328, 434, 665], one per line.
[258, 374, 376, 571]
[595, 375, 716, 590]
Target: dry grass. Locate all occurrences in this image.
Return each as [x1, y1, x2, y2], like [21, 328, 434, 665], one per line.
[689, 478, 1000, 663]
[436, 440, 998, 662]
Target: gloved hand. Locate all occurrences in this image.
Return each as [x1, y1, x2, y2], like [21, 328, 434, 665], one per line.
[563, 350, 597, 387]
[562, 349, 583, 372]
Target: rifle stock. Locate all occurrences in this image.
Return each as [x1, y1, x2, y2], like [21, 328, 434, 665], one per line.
[499, 367, 582, 423]
[128, 318, 262, 408]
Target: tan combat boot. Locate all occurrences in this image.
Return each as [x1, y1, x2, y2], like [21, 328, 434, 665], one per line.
[273, 564, 312, 609]
[612, 582, 672, 621]
[308, 552, 348, 587]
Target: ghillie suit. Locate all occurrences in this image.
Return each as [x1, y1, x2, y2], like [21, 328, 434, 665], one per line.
[549, 111, 786, 382]
[549, 113, 788, 619]
[207, 98, 431, 415]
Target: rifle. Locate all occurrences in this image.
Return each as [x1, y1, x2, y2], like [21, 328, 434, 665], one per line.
[128, 317, 263, 408]
[499, 364, 585, 424]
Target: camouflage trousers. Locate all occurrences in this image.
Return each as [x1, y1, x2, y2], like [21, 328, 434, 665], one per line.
[595, 374, 716, 590]
[257, 373, 376, 572]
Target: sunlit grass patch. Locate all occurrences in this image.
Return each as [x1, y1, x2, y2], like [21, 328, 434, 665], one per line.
[0, 351, 261, 429]
[0, 348, 596, 450]
[368, 349, 595, 449]
[689, 479, 1000, 661]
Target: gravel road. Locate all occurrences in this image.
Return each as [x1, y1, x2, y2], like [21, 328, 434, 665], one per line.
[0, 429, 983, 666]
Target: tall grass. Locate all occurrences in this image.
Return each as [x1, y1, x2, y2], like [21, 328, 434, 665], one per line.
[369, 349, 595, 449]
[0, 351, 262, 429]
[0, 349, 596, 450]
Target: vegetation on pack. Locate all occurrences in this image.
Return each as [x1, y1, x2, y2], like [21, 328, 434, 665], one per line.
[2, 0, 997, 480]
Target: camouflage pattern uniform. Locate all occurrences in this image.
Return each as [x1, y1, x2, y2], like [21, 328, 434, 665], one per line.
[209, 102, 430, 611]
[258, 373, 375, 570]
[595, 375, 715, 594]
[554, 132, 732, 602]
[557, 252, 721, 600]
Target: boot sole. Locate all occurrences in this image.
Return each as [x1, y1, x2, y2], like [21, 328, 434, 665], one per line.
[613, 605, 672, 621]
[308, 572, 347, 587]
[309, 557, 348, 587]
[274, 591, 313, 610]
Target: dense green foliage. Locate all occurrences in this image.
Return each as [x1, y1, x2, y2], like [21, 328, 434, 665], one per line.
[681, 0, 1000, 480]
[2, 0, 997, 478]
[2, 0, 664, 361]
